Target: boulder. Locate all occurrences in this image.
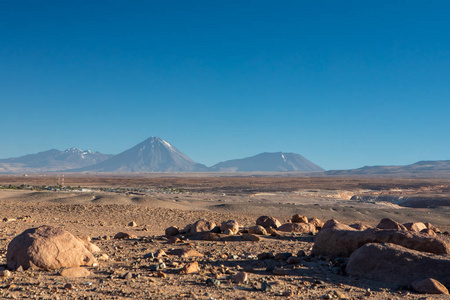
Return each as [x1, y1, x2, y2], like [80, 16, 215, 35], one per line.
[256, 216, 281, 229]
[220, 220, 239, 234]
[277, 223, 317, 234]
[322, 219, 356, 231]
[291, 214, 308, 223]
[313, 226, 450, 258]
[411, 278, 449, 294]
[247, 225, 267, 235]
[377, 218, 407, 230]
[114, 232, 137, 239]
[346, 243, 450, 285]
[165, 226, 180, 237]
[7, 226, 97, 270]
[308, 217, 324, 230]
[190, 220, 216, 234]
[404, 222, 427, 233]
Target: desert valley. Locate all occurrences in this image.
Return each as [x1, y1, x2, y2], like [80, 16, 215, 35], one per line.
[0, 173, 448, 299]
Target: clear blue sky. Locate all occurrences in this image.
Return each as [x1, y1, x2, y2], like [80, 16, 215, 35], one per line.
[1, 1, 449, 170]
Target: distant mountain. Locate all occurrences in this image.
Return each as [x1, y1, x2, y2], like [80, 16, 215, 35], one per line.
[210, 152, 324, 172]
[75, 137, 208, 172]
[0, 148, 113, 173]
[326, 160, 450, 177]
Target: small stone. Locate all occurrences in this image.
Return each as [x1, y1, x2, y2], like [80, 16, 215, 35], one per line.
[114, 232, 137, 239]
[165, 226, 180, 237]
[154, 249, 166, 258]
[157, 271, 166, 278]
[275, 253, 292, 260]
[206, 278, 221, 287]
[143, 252, 155, 259]
[64, 283, 73, 290]
[297, 250, 307, 257]
[223, 229, 234, 235]
[180, 261, 199, 274]
[286, 256, 302, 264]
[242, 233, 261, 242]
[128, 221, 137, 227]
[292, 214, 308, 223]
[0, 270, 11, 277]
[248, 225, 268, 235]
[60, 267, 90, 277]
[261, 280, 272, 292]
[272, 267, 288, 275]
[220, 220, 239, 234]
[123, 272, 133, 280]
[412, 278, 449, 294]
[257, 252, 275, 260]
[232, 271, 248, 284]
[98, 254, 109, 261]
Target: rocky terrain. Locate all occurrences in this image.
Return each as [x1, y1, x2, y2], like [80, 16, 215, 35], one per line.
[0, 175, 449, 299]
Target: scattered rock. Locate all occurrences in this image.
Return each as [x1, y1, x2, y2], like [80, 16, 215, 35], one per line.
[168, 248, 203, 258]
[60, 267, 90, 277]
[349, 223, 372, 231]
[272, 267, 288, 275]
[286, 256, 302, 264]
[292, 214, 308, 223]
[242, 233, 261, 242]
[0, 270, 11, 277]
[114, 232, 137, 239]
[257, 252, 274, 260]
[190, 220, 216, 234]
[154, 249, 166, 258]
[128, 221, 137, 227]
[180, 261, 199, 274]
[404, 222, 427, 233]
[232, 271, 248, 283]
[313, 221, 450, 258]
[220, 220, 239, 234]
[411, 278, 449, 294]
[421, 228, 437, 236]
[206, 278, 221, 287]
[309, 217, 324, 230]
[275, 252, 292, 260]
[7, 226, 97, 270]
[98, 254, 109, 261]
[256, 216, 281, 229]
[377, 218, 407, 230]
[346, 243, 450, 284]
[247, 225, 268, 235]
[122, 272, 133, 280]
[277, 222, 317, 234]
[165, 226, 180, 237]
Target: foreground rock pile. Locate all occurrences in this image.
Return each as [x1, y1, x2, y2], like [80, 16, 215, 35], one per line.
[1, 215, 449, 298]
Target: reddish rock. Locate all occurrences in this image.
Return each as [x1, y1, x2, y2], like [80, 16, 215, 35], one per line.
[425, 222, 441, 233]
[291, 214, 308, 223]
[421, 228, 437, 236]
[346, 243, 450, 284]
[220, 220, 239, 234]
[248, 225, 268, 235]
[165, 226, 180, 237]
[180, 261, 199, 274]
[7, 226, 97, 270]
[190, 220, 216, 234]
[411, 278, 449, 294]
[404, 222, 427, 233]
[256, 216, 281, 229]
[168, 248, 203, 258]
[308, 217, 324, 230]
[277, 223, 317, 234]
[377, 218, 407, 230]
[60, 267, 90, 277]
[114, 232, 137, 239]
[349, 223, 372, 231]
[322, 219, 356, 231]
[232, 271, 248, 283]
[242, 233, 262, 242]
[313, 227, 450, 258]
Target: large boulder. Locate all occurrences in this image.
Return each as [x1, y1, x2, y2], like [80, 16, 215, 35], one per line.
[346, 243, 450, 285]
[312, 222, 450, 258]
[220, 220, 239, 234]
[404, 222, 427, 233]
[7, 226, 97, 270]
[256, 216, 281, 229]
[277, 223, 317, 234]
[190, 220, 216, 234]
[377, 218, 407, 230]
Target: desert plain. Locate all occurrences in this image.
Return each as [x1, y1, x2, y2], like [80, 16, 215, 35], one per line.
[0, 174, 449, 299]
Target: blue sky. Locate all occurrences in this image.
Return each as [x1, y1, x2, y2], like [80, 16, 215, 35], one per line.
[1, 1, 449, 170]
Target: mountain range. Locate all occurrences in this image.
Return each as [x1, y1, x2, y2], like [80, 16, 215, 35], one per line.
[0, 137, 322, 174]
[2, 137, 450, 176]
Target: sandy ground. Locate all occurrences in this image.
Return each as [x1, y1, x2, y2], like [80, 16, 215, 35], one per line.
[0, 175, 449, 299]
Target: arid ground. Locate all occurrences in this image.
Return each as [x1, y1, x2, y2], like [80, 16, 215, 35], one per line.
[0, 174, 449, 299]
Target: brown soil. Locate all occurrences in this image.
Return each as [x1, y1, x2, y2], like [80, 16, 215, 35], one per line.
[0, 174, 448, 299]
